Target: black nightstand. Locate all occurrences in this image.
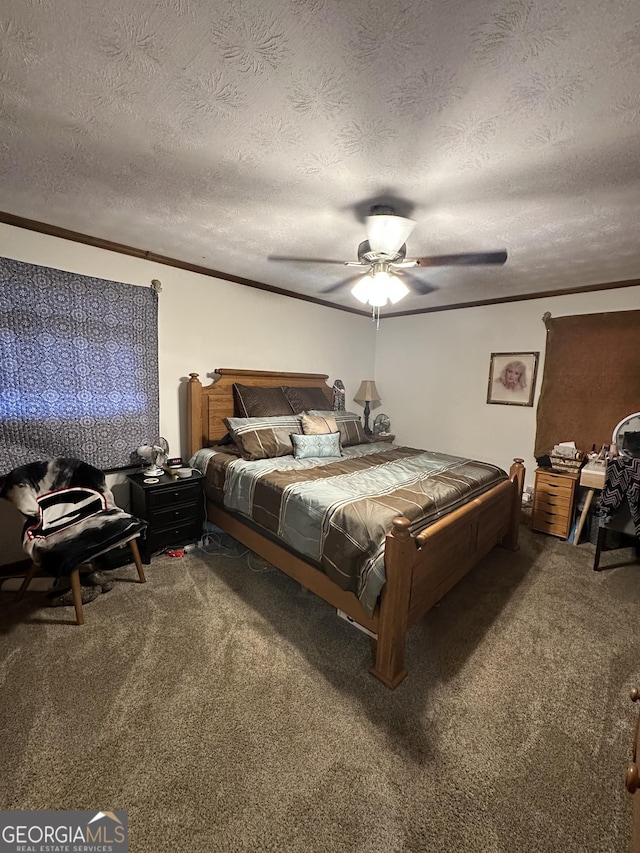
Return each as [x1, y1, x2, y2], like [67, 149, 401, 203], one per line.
[128, 471, 205, 564]
[368, 434, 395, 443]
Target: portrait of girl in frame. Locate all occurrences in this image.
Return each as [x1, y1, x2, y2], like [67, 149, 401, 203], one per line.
[487, 352, 539, 406]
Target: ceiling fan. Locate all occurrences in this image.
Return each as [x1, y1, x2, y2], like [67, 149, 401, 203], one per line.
[270, 205, 507, 308]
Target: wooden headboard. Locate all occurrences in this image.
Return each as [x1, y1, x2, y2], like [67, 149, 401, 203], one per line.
[187, 368, 334, 456]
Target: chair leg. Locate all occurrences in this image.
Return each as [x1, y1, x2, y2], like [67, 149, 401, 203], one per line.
[69, 567, 85, 625]
[593, 526, 606, 572]
[16, 563, 39, 600]
[129, 539, 146, 583]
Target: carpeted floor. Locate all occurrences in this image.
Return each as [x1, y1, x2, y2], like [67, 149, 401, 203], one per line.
[1, 527, 639, 852]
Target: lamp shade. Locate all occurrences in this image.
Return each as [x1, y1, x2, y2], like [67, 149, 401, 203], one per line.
[365, 214, 417, 255]
[354, 380, 381, 403]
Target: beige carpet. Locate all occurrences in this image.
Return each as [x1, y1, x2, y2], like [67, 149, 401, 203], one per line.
[1, 528, 639, 853]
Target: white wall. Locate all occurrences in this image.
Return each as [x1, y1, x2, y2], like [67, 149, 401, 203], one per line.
[4, 221, 639, 564]
[374, 287, 640, 487]
[0, 223, 376, 562]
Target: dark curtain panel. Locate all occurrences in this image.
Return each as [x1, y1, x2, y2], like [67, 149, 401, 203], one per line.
[0, 256, 159, 473]
[535, 310, 640, 458]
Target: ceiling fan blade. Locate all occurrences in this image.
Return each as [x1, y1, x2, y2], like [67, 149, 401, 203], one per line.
[401, 272, 438, 296]
[320, 273, 368, 294]
[389, 259, 419, 269]
[269, 255, 348, 265]
[413, 250, 508, 268]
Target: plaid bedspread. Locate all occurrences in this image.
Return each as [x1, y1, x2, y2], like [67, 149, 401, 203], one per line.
[190, 442, 507, 615]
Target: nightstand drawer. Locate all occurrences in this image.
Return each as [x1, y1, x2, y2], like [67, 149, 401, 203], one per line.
[145, 519, 203, 553]
[150, 503, 202, 526]
[148, 482, 202, 509]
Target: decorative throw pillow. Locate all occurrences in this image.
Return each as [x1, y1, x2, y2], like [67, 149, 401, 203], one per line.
[223, 415, 302, 461]
[291, 432, 342, 460]
[281, 385, 331, 414]
[301, 413, 339, 435]
[307, 410, 368, 447]
[232, 384, 294, 418]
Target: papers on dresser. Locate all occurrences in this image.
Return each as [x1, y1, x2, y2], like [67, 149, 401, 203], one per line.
[552, 441, 580, 459]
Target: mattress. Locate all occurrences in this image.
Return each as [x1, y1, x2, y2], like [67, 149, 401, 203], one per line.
[190, 441, 507, 615]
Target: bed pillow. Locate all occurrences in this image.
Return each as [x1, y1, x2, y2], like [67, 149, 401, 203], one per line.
[281, 385, 331, 414]
[307, 410, 368, 447]
[232, 383, 294, 418]
[301, 413, 339, 435]
[291, 432, 342, 460]
[223, 415, 302, 461]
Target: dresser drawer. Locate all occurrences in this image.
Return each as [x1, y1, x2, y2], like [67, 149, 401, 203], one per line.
[534, 477, 575, 500]
[533, 491, 573, 511]
[148, 481, 202, 509]
[532, 510, 571, 538]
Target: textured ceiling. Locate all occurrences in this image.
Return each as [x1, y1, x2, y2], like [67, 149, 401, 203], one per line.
[2, 0, 640, 313]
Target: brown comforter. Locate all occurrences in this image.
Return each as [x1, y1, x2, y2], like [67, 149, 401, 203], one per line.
[190, 441, 507, 615]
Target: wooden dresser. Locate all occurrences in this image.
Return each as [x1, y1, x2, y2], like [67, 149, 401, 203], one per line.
[531, 467, 580, 539]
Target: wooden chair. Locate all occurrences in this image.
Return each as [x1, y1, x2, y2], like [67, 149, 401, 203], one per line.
[1, 458, 147, 625]
[16, 539, 146, 625]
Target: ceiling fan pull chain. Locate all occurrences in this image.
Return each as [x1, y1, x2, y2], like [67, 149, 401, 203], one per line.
[371, 304, 380, 330]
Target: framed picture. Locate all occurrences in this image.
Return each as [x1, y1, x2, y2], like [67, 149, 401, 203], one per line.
[487, 352, 539, 407]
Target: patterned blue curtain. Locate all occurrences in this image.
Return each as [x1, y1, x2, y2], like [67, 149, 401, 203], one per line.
[0, 256, 159, 473]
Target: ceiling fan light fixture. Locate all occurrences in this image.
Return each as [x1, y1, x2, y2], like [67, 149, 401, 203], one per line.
[351, 270, 409, 307]
[365, 214, 416, 255]
[351, 275, 376, 305]
[385, 274, 410, 304]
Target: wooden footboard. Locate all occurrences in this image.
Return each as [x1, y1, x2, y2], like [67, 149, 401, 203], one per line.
[205, 460, 524, 690]
[372, 459, 524, 688]
[187, 368, 525, 689]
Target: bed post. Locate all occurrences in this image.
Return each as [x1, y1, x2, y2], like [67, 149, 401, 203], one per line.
[502, 457, 525, 551]
[187, 373, 203, 459]
[370, 516, 414, 689]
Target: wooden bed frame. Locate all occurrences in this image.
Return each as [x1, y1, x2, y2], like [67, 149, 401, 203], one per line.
[187, 368, 525, 689]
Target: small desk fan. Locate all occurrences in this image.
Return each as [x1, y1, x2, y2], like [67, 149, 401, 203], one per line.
[136, 437, 170, 476]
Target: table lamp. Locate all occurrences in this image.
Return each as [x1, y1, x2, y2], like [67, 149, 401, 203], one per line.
[354, 380, 381, 435]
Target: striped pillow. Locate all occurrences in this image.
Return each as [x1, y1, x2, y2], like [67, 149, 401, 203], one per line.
[307, 410, 367, 447]
[223, 415, 302, 461]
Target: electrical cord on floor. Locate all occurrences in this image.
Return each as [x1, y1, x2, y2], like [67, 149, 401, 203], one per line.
[197, 531, 249, 558]
[246, 552, 273, 573]
[197, 532, 273, 573]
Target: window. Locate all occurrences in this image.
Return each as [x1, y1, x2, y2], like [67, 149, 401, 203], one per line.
[0, 256, 159, 472]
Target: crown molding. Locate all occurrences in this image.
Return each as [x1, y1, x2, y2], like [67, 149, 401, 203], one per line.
[2, 211, 638, 318]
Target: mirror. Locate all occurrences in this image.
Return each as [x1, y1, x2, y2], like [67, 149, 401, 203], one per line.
[612, 412, 640, 456]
